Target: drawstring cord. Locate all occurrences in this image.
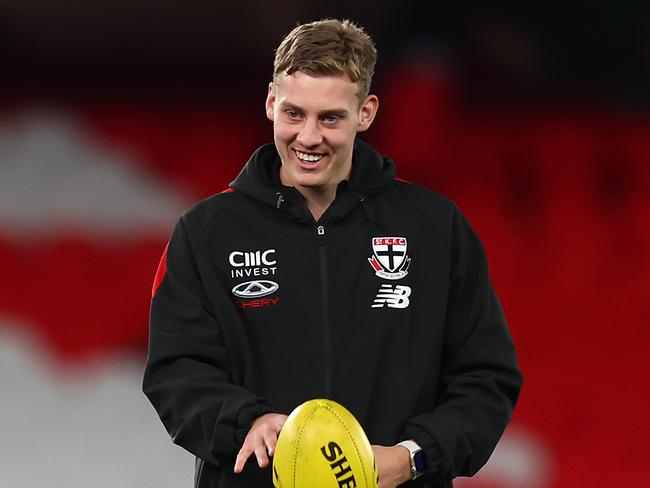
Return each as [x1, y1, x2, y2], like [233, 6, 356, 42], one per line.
[275, 192, 285, 209]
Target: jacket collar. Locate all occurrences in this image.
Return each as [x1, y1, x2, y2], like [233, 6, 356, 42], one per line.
[230, 138, 395, 223]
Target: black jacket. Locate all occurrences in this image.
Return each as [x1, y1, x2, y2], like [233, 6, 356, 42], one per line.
[143, 139, 522, 487]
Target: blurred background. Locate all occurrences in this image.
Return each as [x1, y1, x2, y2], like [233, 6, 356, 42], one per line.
[1, 1, 648, 487]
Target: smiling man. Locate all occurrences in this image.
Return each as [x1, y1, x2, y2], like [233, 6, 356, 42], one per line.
[267, 67, 378, 220]
[144, 19, 522, 488]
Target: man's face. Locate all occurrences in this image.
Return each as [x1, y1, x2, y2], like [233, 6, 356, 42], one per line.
[266, 72, 378, 197]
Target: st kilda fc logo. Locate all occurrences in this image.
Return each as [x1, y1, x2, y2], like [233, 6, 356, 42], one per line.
[368, 236, 411, 280]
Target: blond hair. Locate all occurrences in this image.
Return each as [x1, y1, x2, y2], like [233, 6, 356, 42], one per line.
[273, 19, 377, 104]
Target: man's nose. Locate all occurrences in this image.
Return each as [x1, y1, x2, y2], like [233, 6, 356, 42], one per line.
[296, 118, 323, 147]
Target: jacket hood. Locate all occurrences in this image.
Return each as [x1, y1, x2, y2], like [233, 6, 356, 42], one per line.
[230, 138, 396, 215]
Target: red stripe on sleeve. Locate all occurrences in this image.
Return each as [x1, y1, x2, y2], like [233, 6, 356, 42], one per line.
[151, 187, 231, 298]
[151, 242, 169, 298]
[395, 177, 413, 184]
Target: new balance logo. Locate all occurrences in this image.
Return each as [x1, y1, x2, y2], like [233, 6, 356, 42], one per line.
[371, 284, 412, 309]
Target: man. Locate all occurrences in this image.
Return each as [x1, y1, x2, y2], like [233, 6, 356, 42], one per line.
[143, 19, 522, 488]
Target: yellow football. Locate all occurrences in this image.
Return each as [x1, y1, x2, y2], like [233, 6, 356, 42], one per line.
[272, 398, 378, 488]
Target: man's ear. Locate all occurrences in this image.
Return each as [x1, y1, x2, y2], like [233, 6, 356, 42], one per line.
[357, 94, 379, 132]
[265, 82, 275, 121]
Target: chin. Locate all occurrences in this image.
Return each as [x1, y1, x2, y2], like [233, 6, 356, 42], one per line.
[293, 176, 323, 189]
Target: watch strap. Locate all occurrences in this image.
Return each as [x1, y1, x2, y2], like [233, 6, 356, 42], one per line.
[397, 439, 424, 479]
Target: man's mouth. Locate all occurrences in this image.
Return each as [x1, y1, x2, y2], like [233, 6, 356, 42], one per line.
[294, 150, 324, 164]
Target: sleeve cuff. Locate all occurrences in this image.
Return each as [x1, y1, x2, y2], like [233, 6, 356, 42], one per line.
[234, 400, 279, 445]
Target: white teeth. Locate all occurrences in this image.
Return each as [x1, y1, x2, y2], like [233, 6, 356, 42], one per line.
[295, 150, 324, 163]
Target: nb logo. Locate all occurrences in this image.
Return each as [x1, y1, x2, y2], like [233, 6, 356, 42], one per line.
[371, 284, 411, 309]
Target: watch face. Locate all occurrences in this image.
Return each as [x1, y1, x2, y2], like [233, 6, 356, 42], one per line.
[414, 450, 426, 474]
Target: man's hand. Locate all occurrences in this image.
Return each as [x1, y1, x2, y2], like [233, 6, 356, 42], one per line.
[372, 445, 413, 488]
[234, 413, 288, 473]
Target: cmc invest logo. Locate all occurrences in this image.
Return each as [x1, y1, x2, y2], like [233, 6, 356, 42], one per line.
[229, 249, 276, 267]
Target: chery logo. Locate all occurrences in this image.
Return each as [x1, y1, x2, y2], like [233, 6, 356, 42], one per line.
[232, 280, 279, 298]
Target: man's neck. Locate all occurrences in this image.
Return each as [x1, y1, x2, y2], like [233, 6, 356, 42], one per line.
[298, 186, 336, 222]
[278, 164, 353, 222]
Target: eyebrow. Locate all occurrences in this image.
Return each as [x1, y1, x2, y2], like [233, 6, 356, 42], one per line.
[279, 102, 349, 117]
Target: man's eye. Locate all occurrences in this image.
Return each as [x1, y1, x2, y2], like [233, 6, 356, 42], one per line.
[322, 115, 340, 123]
[286, 110, 301, 119]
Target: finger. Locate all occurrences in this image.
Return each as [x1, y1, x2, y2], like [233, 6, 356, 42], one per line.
[268, 416, 287, 456]
[263, 428, 279, 457]
[234, 444, 254, 473]
[254, 441, 270, 468]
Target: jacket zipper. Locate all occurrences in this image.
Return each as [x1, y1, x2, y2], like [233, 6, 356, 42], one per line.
[316, 224, 332, 397]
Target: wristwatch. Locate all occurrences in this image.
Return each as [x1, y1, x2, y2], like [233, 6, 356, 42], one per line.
[397, 440, 425, 479]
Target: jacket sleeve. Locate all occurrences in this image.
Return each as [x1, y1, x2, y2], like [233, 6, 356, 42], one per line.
[142, 216, 277, 467]
[401, 206, 523, 482]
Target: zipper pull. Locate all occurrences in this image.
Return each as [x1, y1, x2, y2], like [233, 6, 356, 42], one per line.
[317, 225, 325, 236]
